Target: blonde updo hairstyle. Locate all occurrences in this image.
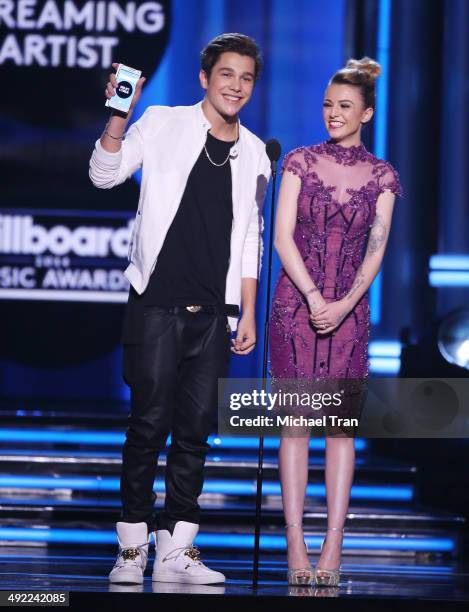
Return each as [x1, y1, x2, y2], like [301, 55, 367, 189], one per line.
[330, 57, 381, 110]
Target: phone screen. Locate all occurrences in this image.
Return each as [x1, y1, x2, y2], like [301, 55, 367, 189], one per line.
[106, 64, 141, 114]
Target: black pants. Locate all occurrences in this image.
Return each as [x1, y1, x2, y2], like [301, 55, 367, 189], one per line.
[121, 305, 231, 533]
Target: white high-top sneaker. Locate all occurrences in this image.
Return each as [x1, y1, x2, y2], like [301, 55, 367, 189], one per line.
[152, 521, 225, 584]
[109, 522, 150, 584]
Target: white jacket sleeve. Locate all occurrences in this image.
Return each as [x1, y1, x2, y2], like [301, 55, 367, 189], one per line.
[241, 154, 271, 279]
[89, 107, 153, 189]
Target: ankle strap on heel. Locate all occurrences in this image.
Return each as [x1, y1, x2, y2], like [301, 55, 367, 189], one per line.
[285, 522, 303, 529]
[326, 527, 344, 533]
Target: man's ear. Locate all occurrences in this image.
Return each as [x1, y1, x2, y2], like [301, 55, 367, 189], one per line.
[361, 106, 374, 125]
[199, 69, 209, 90]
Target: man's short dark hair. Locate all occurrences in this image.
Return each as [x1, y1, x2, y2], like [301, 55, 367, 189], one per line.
[200, 33, 262, 81]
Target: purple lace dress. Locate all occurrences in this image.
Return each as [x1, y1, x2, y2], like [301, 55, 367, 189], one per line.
[269, 142, 402, 383]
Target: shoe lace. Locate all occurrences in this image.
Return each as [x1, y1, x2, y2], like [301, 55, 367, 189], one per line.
[162, 545, 204, 569]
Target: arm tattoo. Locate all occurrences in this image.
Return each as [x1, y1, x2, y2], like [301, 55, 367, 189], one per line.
[366, 214, 387, 255]
[344, 215, 387, 303]
[309, 301, 321, 313]
[346, 264, 365, 300]
[305, 286, 321, 312]
[344, 215, 387, 304]
[335, 311, 347, 326]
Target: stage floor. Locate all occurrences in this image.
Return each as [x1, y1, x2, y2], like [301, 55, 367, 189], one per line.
[1, 547, 468, 610]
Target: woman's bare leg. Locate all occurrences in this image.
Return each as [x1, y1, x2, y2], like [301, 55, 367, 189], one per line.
[317, 436, 355, 569]
[279, 433, 311, 568]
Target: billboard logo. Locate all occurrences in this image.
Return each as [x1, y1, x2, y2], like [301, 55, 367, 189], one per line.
[0, 214, 132, 257]
[0, 210, 133, 303]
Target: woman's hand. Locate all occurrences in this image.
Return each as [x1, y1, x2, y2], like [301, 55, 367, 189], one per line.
[309, 299, 350, 335]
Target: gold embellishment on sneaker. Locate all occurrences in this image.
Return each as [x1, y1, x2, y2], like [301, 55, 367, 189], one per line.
[184, 546, 201, 561]
[186, 305, 202, 313]
[121, 548, 139, 561]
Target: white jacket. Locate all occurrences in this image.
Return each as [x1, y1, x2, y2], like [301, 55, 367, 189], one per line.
[89, 101, 270, 330]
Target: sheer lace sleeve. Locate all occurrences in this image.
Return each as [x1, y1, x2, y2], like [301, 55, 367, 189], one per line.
[377, 160, 403, 197]
[281, 147, 309, 180]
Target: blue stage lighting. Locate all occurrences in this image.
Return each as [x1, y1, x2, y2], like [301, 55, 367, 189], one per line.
[369, 357, 401, 374]
[370, 0, 392, 325]
[369, 341, 402, 357]
[429, 271, 469, 287]
[0, 430, 367, 451]
[0, 528, 454, 553]
[0, 476, 413, 500]
[429, 255, 469, 271]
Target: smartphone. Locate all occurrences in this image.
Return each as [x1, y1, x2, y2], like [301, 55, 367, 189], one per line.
[105, 64, 142, 114]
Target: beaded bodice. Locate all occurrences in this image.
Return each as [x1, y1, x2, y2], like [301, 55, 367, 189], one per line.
[277, 142, 402, 301]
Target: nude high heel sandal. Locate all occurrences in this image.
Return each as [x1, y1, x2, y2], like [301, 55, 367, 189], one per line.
[314, 527, 344, 587]
[285, 522, 314, 586]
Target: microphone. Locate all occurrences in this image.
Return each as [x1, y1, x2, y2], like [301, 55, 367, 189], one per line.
[254, 136, 281, 587]
[265, 139, 281, 176]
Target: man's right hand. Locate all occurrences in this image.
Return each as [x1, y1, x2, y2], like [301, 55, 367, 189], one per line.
[105, 62, 146, 116]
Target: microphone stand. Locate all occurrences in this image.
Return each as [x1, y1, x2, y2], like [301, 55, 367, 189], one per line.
[252, 156, 278, 588]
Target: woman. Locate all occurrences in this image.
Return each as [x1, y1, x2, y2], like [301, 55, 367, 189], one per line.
[270, 57, 402, 587]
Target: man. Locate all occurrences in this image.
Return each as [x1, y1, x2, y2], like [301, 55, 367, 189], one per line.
[89, 33, 270, 585]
